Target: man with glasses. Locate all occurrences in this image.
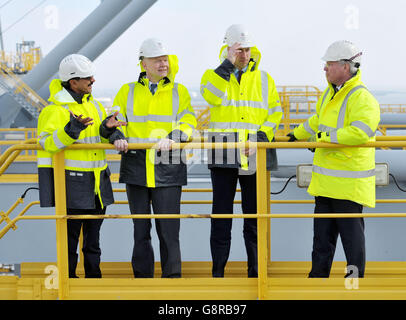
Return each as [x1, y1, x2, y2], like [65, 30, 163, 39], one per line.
[37, 54, 127, 278]
[287, 40, 380, 278]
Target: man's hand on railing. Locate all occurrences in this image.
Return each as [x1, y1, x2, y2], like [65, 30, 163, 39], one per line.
[243, 139, 256, 156]
[287, 132, 297, 142]
[113, 139, 128, 153]
[155, 138, 175, 151]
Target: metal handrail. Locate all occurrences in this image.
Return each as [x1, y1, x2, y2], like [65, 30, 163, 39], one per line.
[0, 62, 48, 113]
[1, 139, 406, 300]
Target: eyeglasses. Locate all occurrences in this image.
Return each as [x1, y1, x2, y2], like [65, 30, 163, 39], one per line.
[71, 76, 94, 81]
[80, 76, 94, 81]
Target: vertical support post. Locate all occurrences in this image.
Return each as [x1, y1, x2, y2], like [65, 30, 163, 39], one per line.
[53, 151, 69, 299]
[78, 229, 84, 276]
[267, 170, 271, 268]
[256, 147, 268, 300]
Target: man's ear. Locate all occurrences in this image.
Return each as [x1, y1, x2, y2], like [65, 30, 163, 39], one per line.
[68, 79, 77, 89]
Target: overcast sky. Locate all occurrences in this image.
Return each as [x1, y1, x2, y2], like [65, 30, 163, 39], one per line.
[1, 0, 406, 97]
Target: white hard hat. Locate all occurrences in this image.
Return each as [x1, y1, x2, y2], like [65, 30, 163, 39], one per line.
[59, 54, 95, 82]
[322, 40, 362, 66]
[223, 24, 254, 48]
[139, 38, 168, 59]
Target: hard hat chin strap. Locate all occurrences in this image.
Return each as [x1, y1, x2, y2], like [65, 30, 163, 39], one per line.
[348, 51, 362, 61]
[342, 51, 362, 69]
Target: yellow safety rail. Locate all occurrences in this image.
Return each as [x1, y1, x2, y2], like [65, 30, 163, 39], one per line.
[2, 138, 406, 300]
[1, 41, 41, 74]
[380, 104, 406, 113]
[0, 62, 48, 113]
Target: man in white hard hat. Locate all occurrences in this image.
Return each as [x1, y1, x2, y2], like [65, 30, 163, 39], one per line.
[37, 54, 127, 278]
[287, 40, 380, 278]
[201, 24, 283, 277]
[109, 38, 196, 278]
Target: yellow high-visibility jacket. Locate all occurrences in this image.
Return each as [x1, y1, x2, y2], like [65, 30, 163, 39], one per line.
[112, 55, 197, 188]
[293, 70, 380, 207]
[200, 45, 283, 171]
[37, 79, 114, 209]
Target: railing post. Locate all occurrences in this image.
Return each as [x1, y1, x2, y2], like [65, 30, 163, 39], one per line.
[256, 146, 268, 300]
[267, 170, 271, 268]
[53, 151, 69, 299]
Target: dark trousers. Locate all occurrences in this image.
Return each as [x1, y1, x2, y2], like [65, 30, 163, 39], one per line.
[210, 167, 258, 278]
[126, 184, 182, 278]
[67, 196, 105, 278]
[309, 196, 365, 278]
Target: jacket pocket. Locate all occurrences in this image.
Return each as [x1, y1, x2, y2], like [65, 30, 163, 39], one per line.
[119, 150, 146, 185]
[65, 170, 95, 209]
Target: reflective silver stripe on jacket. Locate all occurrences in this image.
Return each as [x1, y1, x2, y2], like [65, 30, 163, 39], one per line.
[209, 122, 261, 130]
[39, 157, 106, 168]
[304, 120, 316, 135]
[202, 81, 225, 98]
[318, 124, 336, 132]
[337, 85, 366, 128]
[318, 85, 368, 143]
[37, 157, 52, 166]
[128, 137, 160, 143]
[222, 99, 267, 110]
[75, 136, 101, 144]
[219, 71, 270, 111]
[319, 88, 331, 113]
[38, 132, 50, 149]
[313, 164, 375, 178]
[210, 70, 279, 132]
[126, 82, 181, 123]
[351, 120, 375, 137]
[176, 109, 196, 123]
[172, 83, 180, 116]
[261, 71, 268, 109]
[65, 159, 107, 169]
[91, 100, 104, 121]
[269, 105, 283, 115]
[53, 130, 68, 150]
[261, 121, 278, 130]
[317, 124, 338, 142]
[330, 130, 338, 143]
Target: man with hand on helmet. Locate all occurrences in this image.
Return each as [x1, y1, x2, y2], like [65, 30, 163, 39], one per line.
[200, 24, 283, 278]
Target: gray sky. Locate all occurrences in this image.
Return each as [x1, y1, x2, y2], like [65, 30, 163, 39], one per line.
[1, 0, 405, 96]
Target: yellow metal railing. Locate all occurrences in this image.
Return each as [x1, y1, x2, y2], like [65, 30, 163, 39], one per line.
[2, 138, 406, 300]
[0, 62, 48, 114]
[0, 46, 41, 74]
[380, 104, 406, 113]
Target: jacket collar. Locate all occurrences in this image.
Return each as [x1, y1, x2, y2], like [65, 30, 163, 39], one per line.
[138, 71, 171, 88]
[48, 79, 92, 105]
